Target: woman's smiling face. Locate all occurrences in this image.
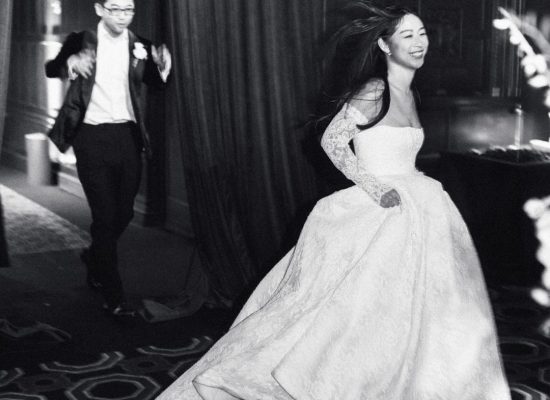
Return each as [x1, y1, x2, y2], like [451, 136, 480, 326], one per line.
[386, 13, 429, 70]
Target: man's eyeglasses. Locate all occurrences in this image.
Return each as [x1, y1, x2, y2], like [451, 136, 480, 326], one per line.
[102, 6, 135, 17]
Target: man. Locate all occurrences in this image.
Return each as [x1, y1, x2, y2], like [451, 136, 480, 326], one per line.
[45, 0, 171, 316]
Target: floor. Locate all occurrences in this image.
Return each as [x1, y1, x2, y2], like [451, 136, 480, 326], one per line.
[0, 166, 234, 366]
[1, 166, 550, 399]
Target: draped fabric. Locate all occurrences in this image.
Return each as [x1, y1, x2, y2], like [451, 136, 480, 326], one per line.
[0, 0, 12, 157]
[163, 0, 328, 303]
[0, 0, 12, 268]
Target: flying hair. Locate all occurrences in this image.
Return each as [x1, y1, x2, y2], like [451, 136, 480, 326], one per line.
[314, 1, 417, 131]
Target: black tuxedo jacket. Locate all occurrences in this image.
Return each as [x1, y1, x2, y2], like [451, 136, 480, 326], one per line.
[45, 29, 165, 156]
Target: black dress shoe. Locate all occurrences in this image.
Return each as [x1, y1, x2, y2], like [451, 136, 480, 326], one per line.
[86, 275, 103, 291]
[80, 249, 103, 292]
[103, 303, 136, 317]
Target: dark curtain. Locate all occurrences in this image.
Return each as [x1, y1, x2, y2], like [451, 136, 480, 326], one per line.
[163, 0, 328, 303]
[0, 0, 12, 151]
[0, 0, 13, 268]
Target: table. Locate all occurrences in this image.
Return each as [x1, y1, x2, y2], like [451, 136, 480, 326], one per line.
[440, 151, 550, 286]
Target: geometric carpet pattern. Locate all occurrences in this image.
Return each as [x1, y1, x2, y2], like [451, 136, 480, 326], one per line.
[0, 185, 90, 255]
[492, 285, 550, 399]
[0, 336, 213, 400]
[0, 286, 549, 399]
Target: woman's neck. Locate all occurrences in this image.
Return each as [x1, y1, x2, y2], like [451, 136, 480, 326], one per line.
[387, 63, 415, 94]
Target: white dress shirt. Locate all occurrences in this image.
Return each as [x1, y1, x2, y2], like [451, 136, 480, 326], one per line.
[83, 21, 136, 124]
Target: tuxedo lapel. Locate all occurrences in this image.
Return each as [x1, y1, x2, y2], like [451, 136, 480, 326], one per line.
[127, 30, 151, 156]
[128, 30, 139, 120]
[127, 30, 140, 118]
[80, 30, 98, 104]
[83, 30, 98, 53]
[128, 30, 137, 84]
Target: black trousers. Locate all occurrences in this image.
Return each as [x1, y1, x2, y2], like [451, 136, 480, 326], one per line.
[73, 122, 142, 306]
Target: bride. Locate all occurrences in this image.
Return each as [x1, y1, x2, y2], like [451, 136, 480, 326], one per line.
[158, 2, 511, 399]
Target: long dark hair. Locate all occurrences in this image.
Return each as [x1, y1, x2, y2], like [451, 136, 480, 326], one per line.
[313, 1, 418, 131]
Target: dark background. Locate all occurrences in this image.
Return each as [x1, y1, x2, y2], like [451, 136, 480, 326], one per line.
[2, 0, 550, 299]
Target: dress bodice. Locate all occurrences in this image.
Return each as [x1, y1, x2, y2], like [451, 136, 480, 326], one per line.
[354, 125, 424, 176]
[319, 104, 425, 204]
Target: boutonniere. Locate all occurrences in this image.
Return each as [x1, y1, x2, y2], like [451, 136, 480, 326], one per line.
[132, 42, 148, 67]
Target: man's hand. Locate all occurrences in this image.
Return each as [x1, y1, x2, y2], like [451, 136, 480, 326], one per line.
[152, 44, 172, 80]
[380, 189, 401, 208]
[67, 49, 95, 79]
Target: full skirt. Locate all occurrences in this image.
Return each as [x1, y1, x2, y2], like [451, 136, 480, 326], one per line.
[158, 173, 511, 400]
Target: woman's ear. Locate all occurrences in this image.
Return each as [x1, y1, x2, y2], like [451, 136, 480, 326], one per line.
[377, 38, 391, 55]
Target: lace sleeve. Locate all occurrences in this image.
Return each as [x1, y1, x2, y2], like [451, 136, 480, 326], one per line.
[320, 103, 393, 205]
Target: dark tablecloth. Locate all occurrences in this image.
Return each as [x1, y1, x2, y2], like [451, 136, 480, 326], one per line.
[440, 151, 549, 285]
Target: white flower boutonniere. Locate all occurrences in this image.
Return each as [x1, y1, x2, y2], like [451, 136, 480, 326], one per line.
[525, 198, 548, 220]
[132, 42, 148, 67]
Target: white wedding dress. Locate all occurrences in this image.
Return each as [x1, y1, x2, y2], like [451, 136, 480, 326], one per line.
[158, 104, 511, 400]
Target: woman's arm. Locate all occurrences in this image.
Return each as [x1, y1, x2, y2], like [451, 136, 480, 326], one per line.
[320, 81, 400, 207]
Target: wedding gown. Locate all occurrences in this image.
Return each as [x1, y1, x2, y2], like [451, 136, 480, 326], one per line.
[158, 104, 511, 400]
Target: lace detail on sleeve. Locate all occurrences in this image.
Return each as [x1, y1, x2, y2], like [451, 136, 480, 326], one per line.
[320, 104, 392, 205]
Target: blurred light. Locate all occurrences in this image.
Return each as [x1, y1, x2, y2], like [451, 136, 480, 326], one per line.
[530, 139, 550, 151]
[50, 0, 62, 16]
[531, 287, 550, 306]
[493, 18, 511, 30]
[509, 33, 522, 45]
[528, 74, 549, 88]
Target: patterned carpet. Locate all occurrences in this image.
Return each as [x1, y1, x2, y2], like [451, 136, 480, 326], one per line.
[0, 185, 90, 255]
[0, 285, 548, 399]
[492, 285, 550, 399]
[0, 336, 214, 400]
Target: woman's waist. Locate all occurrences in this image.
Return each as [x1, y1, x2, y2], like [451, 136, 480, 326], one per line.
[364, 166, 422, 177]
[358, 156, 418, 176]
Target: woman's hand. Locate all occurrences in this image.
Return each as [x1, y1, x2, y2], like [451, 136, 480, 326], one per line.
[380, 189, 401, 208]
